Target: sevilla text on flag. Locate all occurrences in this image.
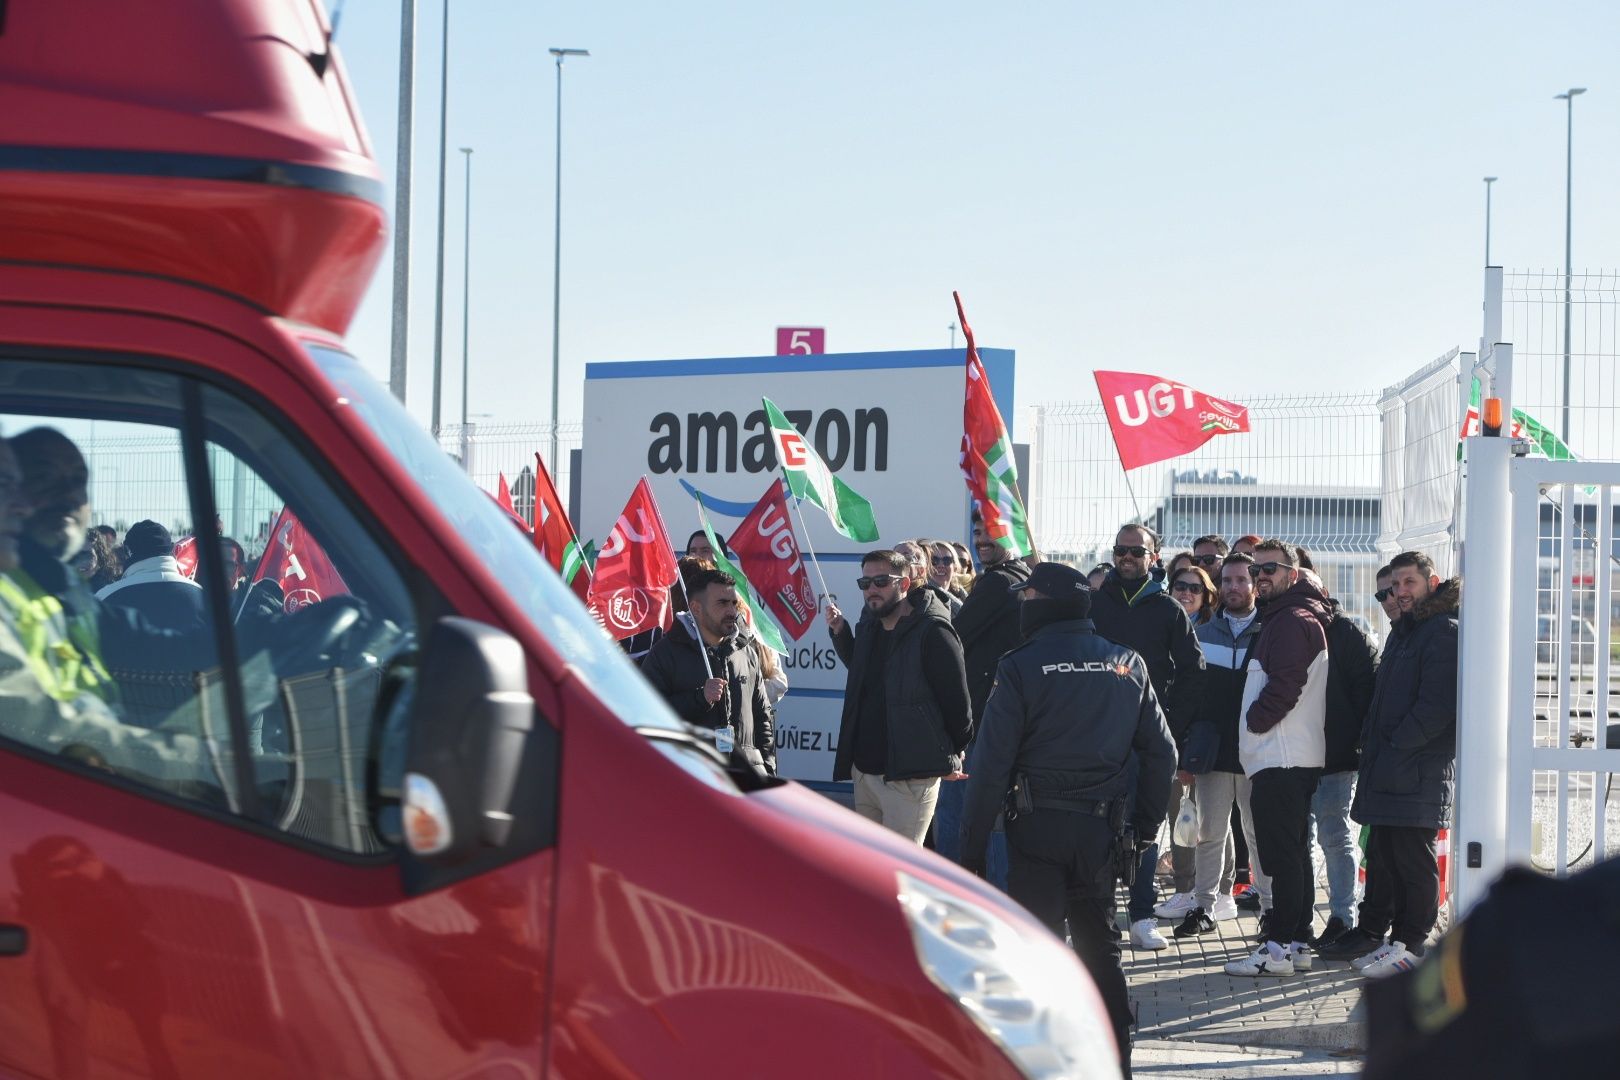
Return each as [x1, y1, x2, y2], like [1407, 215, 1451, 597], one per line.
[1094, 370, 1251, 471]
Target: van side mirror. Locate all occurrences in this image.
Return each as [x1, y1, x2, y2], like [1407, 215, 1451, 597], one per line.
[398, 617, 533, 864]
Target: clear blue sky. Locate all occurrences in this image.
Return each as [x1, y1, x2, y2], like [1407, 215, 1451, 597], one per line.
[332, 0, 1620, 436]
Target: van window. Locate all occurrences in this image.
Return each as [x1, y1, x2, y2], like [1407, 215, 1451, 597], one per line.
[0, 358, 421, 855]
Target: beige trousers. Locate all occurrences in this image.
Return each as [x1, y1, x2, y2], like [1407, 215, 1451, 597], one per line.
[851, 766, 941, 845]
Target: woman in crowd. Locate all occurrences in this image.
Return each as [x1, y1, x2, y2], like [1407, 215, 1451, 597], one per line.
[1166, 551, 1195, 580]
[925, 539, 968, 602]
[1170, 564, 1217, 626]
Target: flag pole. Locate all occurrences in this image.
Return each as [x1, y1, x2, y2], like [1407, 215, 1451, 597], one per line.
[1119, 466, 1145, 524]
[787, 491, 835, 605]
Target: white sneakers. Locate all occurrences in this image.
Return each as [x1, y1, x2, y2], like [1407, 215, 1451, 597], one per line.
[1210, 894, 1239, 922]
[1153, 892, 1198, 920]
[1361, 942, 1421, 978]
[1351, 941, 1396, 972]
[1130, 918, 1169, 950]
[1287, 943, 1313, 972]
[1224, 943, 1293, 976]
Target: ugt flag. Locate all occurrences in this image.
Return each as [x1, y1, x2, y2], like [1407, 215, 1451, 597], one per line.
[588, 477, 679, 640]
[954, 292, 1034, 558]
[724, 480, 818, 642]
[253, 506, 349, 614]
[694, 496, 788, 655]
[532, 453, 592, 602]
[761, 396, 879, 542]
[1095, 370, 1250, 471]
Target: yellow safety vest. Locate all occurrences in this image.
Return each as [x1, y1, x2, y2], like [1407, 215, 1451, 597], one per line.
[0, 571, 115, 704]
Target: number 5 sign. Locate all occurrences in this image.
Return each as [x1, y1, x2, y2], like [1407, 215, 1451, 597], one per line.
[775, 327, 825, 356]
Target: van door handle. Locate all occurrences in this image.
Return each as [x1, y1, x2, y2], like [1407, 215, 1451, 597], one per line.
[0, 925, 27, 956]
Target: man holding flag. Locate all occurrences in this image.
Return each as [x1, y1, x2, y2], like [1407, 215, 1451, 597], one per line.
[641, 564, 777, 780]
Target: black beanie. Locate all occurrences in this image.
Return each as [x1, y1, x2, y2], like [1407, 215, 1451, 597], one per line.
[123, 519, 175, 561]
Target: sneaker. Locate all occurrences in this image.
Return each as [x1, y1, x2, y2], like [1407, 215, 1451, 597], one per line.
[1320, 927, 1386, 962]
[1210, 894, 1239, 922]
[1351, 941, 1398, 972]
[1253, 911, 1272, 943]
[1313, 915, 1349, 948]
[1362, 942, 1421, 978]
[1288, 942, 1313, 972]
[1224, 943, 1294, 977]
[1130, 918, 1169, 950]
[1234, 885, 1263, 911]
[1173, 907, 1216, 938]
[1153, 892, 1198, 919]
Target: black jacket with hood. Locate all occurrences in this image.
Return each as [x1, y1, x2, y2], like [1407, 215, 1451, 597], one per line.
[1089, 569, 1206, 739]
[641, 613, 777, 778]
[1323, 599, 1380, 774]
[831, 587, 972, 782]
[953, 557, 1031, 725]
[1352, 579, 1459, 830]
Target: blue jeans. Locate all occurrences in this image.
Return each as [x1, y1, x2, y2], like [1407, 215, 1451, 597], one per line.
[1309, 770, 1360, 923]
[933, 753, 1009, 891]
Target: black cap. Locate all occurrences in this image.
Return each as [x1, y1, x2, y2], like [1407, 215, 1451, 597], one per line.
[1013, 561, 1090, 597]
[123, 519, 174, 561]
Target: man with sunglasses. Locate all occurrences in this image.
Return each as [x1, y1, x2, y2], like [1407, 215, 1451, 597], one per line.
[1373, 565, 1400, 626]
[1190, 534, 1229, 579]
[1090, 523, 1206, 950]
[826, 549, 971, 842]
[1224, 541, 1332, 977]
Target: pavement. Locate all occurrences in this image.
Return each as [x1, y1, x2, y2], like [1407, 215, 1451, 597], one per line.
[1119, 885, 1377, 1077]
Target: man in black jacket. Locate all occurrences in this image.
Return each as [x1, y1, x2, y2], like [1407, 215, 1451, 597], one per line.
[931, 512, 1030, 874]
[1310, 572, 1380, 948]
[1325, 552, 1458, 977]
[961, 561, 1175, 1077]
[1090, 523, 1206, 949]
[826, 549, 971, 842]
[641, 567, 777, 779]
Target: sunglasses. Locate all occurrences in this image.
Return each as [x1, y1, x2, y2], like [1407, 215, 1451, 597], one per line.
[1191, 553, 1222, 566]
[857, 574, 899, 590]
[930, 556, 956, 567]
[1170, 581, 1203, 594]
[1247, 561, 1294, 577]
[1113, 544, 1149, 558]
[1374, 587, 1393, 602]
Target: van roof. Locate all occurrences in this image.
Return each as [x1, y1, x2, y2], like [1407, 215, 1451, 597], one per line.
[0, 0, 385, 333]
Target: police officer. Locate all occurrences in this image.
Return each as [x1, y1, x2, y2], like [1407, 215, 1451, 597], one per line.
[960, 562, 1176, 1078]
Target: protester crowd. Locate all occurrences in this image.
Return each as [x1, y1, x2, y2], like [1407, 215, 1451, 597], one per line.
[630, 513, 1459, 1078]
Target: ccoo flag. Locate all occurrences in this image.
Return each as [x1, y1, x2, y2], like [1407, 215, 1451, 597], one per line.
[761, 396, 879, 542]
[253, 505, 349, 614]
[953, 292, 1034, 558]
[692, 493, 789, 655]
[587, 478, 680, 640]
[1094, 370, 1250, 471]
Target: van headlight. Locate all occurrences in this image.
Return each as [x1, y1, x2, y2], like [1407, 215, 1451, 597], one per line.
[896, 872, 1120, 1080]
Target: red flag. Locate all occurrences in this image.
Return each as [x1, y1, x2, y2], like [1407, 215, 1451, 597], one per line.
[173, 535, 199, 578]
[954, 292, 1034, 557]
[533, 453, 590, 602]
[253, 506, 349, 614]
[587, 478, 679, 640]
[1094, 370, 1251, 471]
[496, 472, 516, 515]
[726, 480, 817, 641]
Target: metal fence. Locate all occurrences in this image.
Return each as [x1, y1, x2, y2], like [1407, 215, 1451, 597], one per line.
[435, 421, 584, 526]
[1504, 269, 1620, 464]
[1030, 391, 1388, 634]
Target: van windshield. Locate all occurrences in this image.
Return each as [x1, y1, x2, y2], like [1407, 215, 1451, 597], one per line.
[306, 344, 685, 734]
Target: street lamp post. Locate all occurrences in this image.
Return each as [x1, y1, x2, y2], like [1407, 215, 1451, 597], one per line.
[1483, 176, 1497, 266]
[549, 47, 590, 476]
[388, 0, 417, 403]
[460, 147, 473, 432]
[1555, 87, 1586, 445]
[431, 0, 452, 435]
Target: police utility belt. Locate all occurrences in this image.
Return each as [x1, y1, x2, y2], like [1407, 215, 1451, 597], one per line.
[1008, 773, 1125, 826]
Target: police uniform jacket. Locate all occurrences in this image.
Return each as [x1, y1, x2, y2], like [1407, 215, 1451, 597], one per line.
[959, 617, 1176, 868]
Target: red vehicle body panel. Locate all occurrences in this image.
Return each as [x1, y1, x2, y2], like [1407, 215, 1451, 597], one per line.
[0, 2, 1104, 1077]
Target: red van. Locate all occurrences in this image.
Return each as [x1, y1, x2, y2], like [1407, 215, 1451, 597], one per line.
[0, 3, 1118, 1076]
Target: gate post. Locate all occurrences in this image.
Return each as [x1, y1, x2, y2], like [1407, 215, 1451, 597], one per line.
[1454, 433, 1514, 913]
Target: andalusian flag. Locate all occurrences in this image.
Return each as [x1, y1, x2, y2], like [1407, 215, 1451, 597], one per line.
[761, 397, 879, 542]
[1460, 378, 1576, 461]
[954, 291, 1034, 558]
[693, 495, 789, 654]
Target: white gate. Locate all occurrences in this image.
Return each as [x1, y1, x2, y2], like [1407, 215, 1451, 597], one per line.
[1455, 437, 1620, 912]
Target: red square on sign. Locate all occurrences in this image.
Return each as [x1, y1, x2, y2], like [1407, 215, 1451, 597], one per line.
[775, 327, 825, 355]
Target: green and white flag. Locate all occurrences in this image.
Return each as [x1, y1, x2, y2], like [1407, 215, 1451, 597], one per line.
[1460, 378, 1576, 461]
[761, 396, 879, 542]
[693, 496, 788, 654]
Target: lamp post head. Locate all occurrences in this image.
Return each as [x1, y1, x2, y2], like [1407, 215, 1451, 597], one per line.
[1555, 87, 1587, 100]
[1484, 176, 1497, 184]
[459, 146, 472, 155]
[550, 47, 590, 63]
